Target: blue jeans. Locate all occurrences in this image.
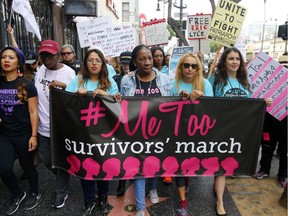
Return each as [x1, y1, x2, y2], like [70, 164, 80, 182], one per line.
[134, 178, 157, 210]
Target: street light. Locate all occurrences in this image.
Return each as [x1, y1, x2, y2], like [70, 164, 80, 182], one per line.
[173, 0, 187, 46]
[261, 0, 267, 50]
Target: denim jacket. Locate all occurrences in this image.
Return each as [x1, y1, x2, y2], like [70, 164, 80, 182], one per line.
[120, 67, 173, 96]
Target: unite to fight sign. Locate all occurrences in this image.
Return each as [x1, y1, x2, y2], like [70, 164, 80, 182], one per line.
[51, 89, 266, 180]
[207, 0, 247, 47]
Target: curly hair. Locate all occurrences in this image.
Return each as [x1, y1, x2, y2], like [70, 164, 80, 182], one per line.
[174, 52, 204, 94]
[213, 47, 251, 94]
[78, 49, 111, 91]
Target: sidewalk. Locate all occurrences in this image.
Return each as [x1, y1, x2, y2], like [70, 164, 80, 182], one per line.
[0, 154, 286, 216]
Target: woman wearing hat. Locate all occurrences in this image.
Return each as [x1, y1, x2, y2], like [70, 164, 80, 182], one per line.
[0, 46, 40, 215]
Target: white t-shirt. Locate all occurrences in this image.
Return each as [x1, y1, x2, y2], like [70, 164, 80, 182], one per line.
[34, 64, 75, 137]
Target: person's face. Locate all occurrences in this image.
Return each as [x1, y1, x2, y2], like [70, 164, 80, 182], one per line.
[86, 52, 103, 76]
[1, 49, 18, 73]
[181, 56, 198, 81]
[225, 51, 240, 74]
[40, 52, 59, 70]
[165, 55, 170, 66]
[153, 50, 164, 67]
[61, 47, 75, 63]
[120, 63, 130, 74]
[134, 48, 153, 73]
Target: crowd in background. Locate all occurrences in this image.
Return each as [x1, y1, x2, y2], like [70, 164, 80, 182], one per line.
[0, 26, 286, 216]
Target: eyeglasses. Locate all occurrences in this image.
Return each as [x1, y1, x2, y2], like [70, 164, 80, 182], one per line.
[183, 63, 198, 69]
[87, 59, 103, 65]
[61, 52, 73, 56]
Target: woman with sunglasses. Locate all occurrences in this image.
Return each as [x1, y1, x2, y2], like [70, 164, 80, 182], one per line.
[171, 52, 213, 216]
[66, 48, 119, 216]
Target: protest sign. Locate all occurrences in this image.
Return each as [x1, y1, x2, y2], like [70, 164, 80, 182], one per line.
[207, 0, 247, 47]
[187, 14, 212, 40]
[169, 46, 193, 79]
[51, 88, 266, 180]
[247, 51, 288, 121]
[143, 19, 169, 46]
[88, 24, 136, 56]
[76, 16, 112, 48]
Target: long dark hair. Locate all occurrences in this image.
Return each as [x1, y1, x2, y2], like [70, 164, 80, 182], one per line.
[79, 49, 111, 91]
[213, 47, 251, 93]
[150, 46, 165, 67]
[0, 46, 28, 104]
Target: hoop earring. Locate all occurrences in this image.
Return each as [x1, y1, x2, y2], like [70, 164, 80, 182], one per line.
[17, 66, 23, 77]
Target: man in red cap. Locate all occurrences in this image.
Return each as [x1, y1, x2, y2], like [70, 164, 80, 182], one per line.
[34, 40, 76, 209]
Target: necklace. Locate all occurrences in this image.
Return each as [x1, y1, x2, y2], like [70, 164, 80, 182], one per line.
[137, 76, 152, 97]
[43, 68, 58, 100]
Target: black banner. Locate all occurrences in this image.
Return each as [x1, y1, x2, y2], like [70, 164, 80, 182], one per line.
[51, 88, 266, 180]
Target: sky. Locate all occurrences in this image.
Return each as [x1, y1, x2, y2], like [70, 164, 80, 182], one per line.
[139, 0, 288, 26]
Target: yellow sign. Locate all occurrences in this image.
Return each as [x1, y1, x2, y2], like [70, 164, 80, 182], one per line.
[207, 0, 247, 47]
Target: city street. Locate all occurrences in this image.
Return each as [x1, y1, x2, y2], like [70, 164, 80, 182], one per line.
[0, 153, 286, 216]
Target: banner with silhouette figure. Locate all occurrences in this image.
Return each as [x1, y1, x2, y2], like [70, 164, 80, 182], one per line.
[51, 88, 266, 180]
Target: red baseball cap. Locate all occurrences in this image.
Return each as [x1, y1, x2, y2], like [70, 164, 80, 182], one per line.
[39, 40, 60, 55]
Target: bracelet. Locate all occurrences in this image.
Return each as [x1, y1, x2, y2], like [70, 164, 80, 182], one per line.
[31, 135, 37, 137]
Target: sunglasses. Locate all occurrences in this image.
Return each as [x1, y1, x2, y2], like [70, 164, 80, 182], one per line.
[61, 52, 73, 56]
[183, 63, 198, 69]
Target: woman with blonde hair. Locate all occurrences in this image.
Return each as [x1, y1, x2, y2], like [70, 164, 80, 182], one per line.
[171, 52, 213, 216]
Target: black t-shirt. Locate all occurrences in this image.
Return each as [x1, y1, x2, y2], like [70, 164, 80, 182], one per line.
[0, 77, 37, 136]
[134, 77, 161, 97]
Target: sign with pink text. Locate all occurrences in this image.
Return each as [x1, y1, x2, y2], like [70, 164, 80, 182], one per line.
[247, 51, 288, 121]
[187, 14, 212, 40]
[51, 89, 266, 180]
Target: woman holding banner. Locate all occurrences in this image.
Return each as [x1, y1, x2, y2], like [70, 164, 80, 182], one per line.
[208, 47, 272, 216]
[171, 52, 213, 216]
[65, 48, 118, 216]
[117, 44, 172, 216]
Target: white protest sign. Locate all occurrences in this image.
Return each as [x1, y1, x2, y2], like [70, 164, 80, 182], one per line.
[187, 14, 211, 40]
[88, 24, 136, 57]
[143, 20, 169, 46]
[247, 51, 288, 121]
[76, 16, 112, 48]
[207, 0, 247, 47]
[169, 46, 194, 80]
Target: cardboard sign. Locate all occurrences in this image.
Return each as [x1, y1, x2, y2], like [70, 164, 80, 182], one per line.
[187, 14, 212, 40]
[143, 19, 169, 46]
[88, 24, 136, 57]
[207, 0, 247, 47]
[76, 16, 112, 48]
[169, 46, 193, 79]
[247, 51, 288, 121]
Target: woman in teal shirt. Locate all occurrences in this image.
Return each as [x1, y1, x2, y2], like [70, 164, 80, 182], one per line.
[171, 52, 213, 216]
[66, 48, 118, 216]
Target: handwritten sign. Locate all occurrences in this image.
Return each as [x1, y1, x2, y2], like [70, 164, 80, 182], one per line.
[88, 24, 136, 57]
[187, 14, 212, 40]
[143, 19, 169, 46]
[169, 46, 193, 79]
[76, 16, 112, 48]
[207, 0, 247, 47]
[247, 51, 288, 121]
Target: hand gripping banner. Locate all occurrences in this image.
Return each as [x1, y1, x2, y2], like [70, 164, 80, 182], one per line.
[51, 88, 266, 180]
